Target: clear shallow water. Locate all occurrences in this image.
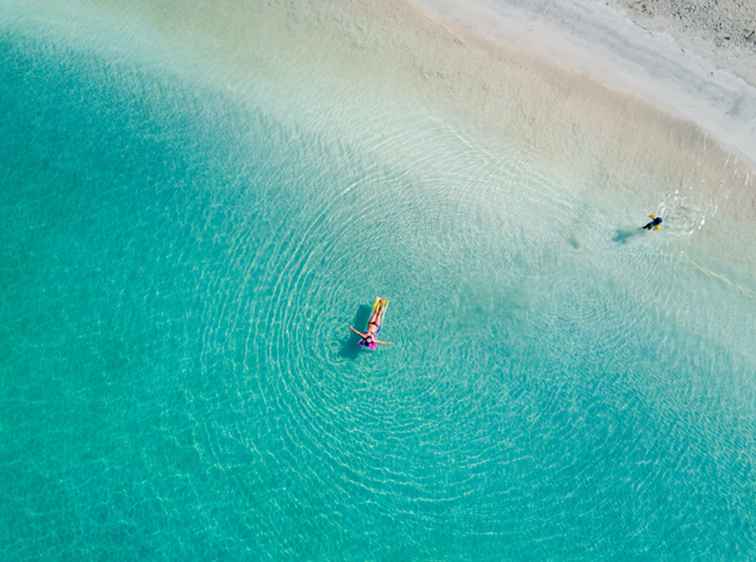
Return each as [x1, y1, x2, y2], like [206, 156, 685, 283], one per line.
[1, 12, 755, 562]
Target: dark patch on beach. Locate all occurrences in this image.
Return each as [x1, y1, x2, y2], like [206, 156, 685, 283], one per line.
[566, 235, 581, 249]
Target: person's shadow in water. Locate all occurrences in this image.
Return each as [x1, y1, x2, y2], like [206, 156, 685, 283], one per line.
[612, 226, 643, 245]
[338, 304, 373, 359]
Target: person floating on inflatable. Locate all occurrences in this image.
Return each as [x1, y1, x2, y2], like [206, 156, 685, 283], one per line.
[350, 297, 391, 350]
[641, 212, 663, 231]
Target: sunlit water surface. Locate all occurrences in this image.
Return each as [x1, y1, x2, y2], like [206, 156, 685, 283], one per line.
[1, 7, 754, 561]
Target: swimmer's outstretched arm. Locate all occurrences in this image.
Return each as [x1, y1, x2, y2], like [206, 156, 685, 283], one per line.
[349, 326, 368, 338]
[376, 338, 392, 346]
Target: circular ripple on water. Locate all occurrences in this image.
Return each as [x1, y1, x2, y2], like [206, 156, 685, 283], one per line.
[657, 187, 720, 238]
[162, 92, 741, 554]
[201, 111, 536, 515]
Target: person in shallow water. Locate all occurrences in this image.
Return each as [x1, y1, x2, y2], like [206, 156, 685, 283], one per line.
[641, 212, 663, 231]
[350, 299, 391, 350]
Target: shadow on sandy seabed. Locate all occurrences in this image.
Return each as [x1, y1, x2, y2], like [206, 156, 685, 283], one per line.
[612, 227, 644, 244]
[337, 304, 373, 360]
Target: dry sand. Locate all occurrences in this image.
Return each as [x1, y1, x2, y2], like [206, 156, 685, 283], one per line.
[613, 0, 756, 79]
[414, 0, 756, 166]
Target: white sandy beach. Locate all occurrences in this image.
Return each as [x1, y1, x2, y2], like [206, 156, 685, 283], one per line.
[10, 1, 756, 162]
[415, 0, 756, 165]
[6, 0, 755, 251]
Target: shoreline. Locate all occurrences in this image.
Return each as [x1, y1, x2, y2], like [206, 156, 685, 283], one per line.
[412, 0, 756, 169]
[4, 0, 755, 232]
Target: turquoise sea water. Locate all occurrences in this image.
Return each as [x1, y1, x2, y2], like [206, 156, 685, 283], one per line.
[2, 9, 755, 562]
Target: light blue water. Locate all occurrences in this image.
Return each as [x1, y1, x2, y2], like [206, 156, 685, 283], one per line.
[1, 13, 754, 562]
